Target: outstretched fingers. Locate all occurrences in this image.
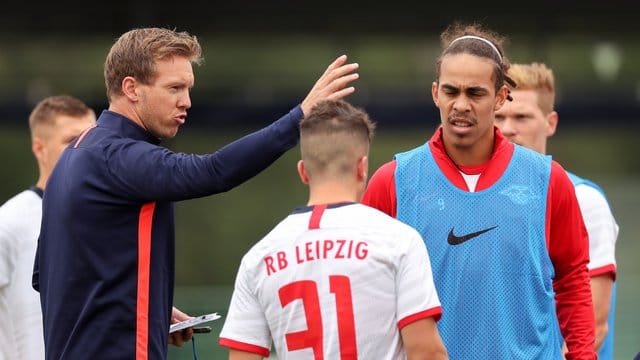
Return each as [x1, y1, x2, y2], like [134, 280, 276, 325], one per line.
[324, 73, 359, 100]
[320, 54, 349, 78]
[301, 55, 359, 115]
[316, 55, 358, 87]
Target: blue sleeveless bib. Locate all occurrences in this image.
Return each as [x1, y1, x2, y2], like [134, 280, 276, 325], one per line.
[395, 143, 561, 359]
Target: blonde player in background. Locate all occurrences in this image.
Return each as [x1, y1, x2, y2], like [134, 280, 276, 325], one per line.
[219, 99, 447, 359]
[495, 62, 618, 359]
[0, 95, 95, 359]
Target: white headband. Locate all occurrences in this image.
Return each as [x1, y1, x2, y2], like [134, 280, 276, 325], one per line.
[449, 35, 502, 62]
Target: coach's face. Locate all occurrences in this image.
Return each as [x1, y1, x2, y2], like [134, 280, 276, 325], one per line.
[136, 55, 194, 139]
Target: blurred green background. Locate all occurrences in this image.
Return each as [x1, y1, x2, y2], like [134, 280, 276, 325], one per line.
[0, 1, 638, 358]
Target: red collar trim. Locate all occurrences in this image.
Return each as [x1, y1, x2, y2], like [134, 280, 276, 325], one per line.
[428, 127, 514, 191]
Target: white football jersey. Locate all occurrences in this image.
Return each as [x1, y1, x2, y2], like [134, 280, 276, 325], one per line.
[574, 184, 618, 276]
[220, 202, 441, 359]
[0, 189, 45, 360]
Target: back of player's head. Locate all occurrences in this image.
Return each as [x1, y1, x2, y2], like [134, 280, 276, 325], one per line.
[508, 63, 556, 115]
[104, 27, 203, 101]
[436, 22, 516, 98]
[29, 95, 94, 139]
[300, 100, 375, 179]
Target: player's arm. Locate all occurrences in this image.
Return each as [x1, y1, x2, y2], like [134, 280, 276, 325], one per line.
[547, 162, 596, 359]
[561, 275, 612, 358]
[401, 318, 448, 360]
[574, 183, 618, 351]
[396, 229, 447, 359]
[0, 225, 17, 289]
[229, 349, 263, 360]
[362, 160, 397, 217]
[591, 275, 613, 351]
[220, 258, 273, 359]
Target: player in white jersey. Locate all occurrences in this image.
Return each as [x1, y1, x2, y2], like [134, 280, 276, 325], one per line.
[0, 95, 95, 360]
[219, 100, 447, 359]
[495, 63, 618, 358]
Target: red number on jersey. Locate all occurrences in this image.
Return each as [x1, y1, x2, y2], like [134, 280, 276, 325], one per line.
[278, 275, 357, 359]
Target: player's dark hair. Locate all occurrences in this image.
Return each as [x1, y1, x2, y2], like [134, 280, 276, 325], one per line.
[436, 22, 517, 100]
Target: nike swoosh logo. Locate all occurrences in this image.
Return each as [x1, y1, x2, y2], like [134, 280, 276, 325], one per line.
[447, 226, 498, 245]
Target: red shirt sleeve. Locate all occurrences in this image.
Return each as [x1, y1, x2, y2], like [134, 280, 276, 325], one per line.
[547, 161, 596, 360]
[362, 160, 397, 217]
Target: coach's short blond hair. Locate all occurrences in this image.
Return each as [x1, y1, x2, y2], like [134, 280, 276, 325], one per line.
[300, 100, 375, 179]
[508, 63, 556, 115]
[104, 27, 202, 101]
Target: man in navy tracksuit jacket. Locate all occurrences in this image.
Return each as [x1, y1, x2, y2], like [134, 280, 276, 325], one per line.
[32, 28, 358, 360]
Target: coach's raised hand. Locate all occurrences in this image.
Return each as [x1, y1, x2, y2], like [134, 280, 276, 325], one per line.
[301, 55, 359, 115]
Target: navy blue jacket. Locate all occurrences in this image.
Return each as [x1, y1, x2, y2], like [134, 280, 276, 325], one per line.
[33, 107, 302, 359]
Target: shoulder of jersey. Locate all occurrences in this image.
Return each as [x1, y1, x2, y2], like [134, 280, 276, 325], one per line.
[352, 204, 419, 234]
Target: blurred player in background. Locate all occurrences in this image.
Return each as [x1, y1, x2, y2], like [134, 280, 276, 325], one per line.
[0, 95, 95, 359]
[363, 22, 596, 359]
[495, 62, 618, 359]
[220, 99, 448, 359]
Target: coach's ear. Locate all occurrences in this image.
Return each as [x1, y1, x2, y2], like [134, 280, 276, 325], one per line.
[297, 160, 310, 185]
[122, 76, 139, 102]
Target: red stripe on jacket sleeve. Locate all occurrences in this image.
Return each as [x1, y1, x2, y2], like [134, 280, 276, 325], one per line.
[136, 202, 156, 360]
[219, 338, 271, 357]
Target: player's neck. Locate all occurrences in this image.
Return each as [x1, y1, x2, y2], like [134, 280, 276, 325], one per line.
[306, 182, 361, 206]
[36, 172, 48, 191]
[444, 137, 494, 167]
